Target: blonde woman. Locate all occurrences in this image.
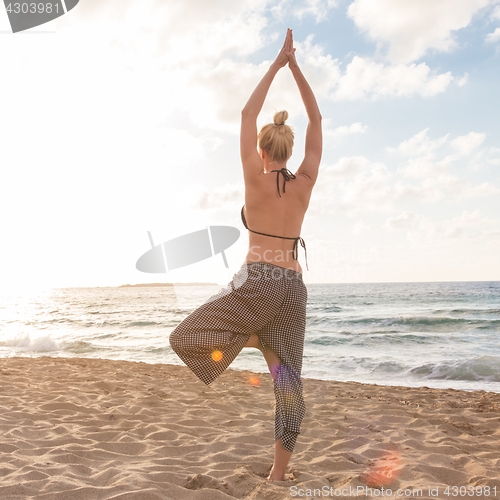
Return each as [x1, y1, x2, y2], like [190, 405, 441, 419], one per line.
[170, 28, 322, 481]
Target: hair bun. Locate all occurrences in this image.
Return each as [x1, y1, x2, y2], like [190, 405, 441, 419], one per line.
[273, 110, 289, 127]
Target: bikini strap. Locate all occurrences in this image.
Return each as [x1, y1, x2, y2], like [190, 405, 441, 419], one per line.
[270, 167, 296, 197]
[293, 237, 309, 271]
[241, 205, 309, 270]
[241, 206, 297, 241]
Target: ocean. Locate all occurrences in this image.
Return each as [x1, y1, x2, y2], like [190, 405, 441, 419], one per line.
[1, 281, 499, 393]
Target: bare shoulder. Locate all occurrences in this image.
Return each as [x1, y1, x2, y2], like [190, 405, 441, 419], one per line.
[294, 169, 317, 193]
[241, 156, 264, 184]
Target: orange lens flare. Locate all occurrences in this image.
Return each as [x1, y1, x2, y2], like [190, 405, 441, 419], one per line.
[361, 449, 403, 488]
[249, 376, 260, 386]
[211, 350, 223, 362]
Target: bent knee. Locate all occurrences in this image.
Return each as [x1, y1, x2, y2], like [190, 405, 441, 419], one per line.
[169, 329, 182, 352]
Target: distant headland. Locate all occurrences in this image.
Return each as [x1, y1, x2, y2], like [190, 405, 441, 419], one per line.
[119, 282, 219, 287]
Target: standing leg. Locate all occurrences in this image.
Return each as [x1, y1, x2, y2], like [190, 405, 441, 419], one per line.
[268, 438, 292, 481]
[258, 273, 308, 480]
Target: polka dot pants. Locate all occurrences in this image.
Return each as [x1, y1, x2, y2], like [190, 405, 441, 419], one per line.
[169, 261, 308, 453]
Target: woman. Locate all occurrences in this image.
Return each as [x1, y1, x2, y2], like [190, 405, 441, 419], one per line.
[170, 28, 322, 481]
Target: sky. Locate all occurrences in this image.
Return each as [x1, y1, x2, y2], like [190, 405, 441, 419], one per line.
[1, 0, 499, 289]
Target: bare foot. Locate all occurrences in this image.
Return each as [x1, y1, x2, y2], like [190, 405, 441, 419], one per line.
[267, 468, 286, 481]
[262, 345, 280, 383]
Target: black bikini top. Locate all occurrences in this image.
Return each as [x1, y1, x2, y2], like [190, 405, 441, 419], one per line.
[241, 167, 308, 270]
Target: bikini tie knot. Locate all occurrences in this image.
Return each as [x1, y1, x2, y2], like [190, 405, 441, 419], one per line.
[271, 167, 296, 198]
[292, 237, 308, 271]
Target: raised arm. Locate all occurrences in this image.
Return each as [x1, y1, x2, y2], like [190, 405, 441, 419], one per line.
[240, 29, 293, 181]
[287, 38, 322, 184]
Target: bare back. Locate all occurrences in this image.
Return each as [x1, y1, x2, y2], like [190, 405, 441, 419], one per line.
[243, 169, 315, 273]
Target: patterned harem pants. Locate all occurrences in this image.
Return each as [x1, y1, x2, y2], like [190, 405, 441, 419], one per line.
[169, 261, 307, 452]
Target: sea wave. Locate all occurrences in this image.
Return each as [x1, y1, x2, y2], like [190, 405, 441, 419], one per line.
[1, 334, 59, 353]
[409, 356, 500, 382]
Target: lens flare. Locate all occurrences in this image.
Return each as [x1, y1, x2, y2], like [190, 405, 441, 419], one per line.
[361, 449, 403, 488]
[211, 350, 223, 362]
[249, 376, 260, 386]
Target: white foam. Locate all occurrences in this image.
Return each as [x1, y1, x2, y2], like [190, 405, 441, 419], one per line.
[3, 334, 59, 352]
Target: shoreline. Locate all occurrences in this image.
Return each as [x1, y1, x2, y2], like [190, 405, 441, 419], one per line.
[2, 353, 499, 395]
[1, 356, 499, 499]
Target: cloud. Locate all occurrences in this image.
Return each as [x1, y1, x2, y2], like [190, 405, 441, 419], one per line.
[491, 4, 500, 19]
[422, 174, 500, 200]
[189, 183, 244, 211]
[198, 36, 458, 115]
[390, 129, 489, 178]
[55, 0, 271, 63]
[323, 121, 368, 143]
[312, 156, 401, 215]
[469, 147, 500, 170]
[450, 132, 486, 155]
[351, 219, 373, 235]
[290, 38, 456, 102]
[333, 56, 454, 100]
[272, 0, 339, 22]
[347, 0, 493, 63]
[486, 27, 500, 43]
[186, 35, 342, 131]
[384, 209, 499, 240]
[384, 211, 422, 231]
[311, 129, 500, 218]
[387, 128, 449, 156]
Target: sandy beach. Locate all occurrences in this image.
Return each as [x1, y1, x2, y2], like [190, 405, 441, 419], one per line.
[0, 357, 499, 500]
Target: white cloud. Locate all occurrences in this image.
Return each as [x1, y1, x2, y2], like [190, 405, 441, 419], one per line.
[54, 0, 271, 63]
[491, 4, 500, 19]
[189, 183, 244, 211]
[486, 27, 500, 43]
[384, 211, 422, 231]
[469, 147, 500, 170]
[312, 157, 399, 215]
[295, 36, 343, 100]
[297, 0, 339, 21]
[450, 132, 486, 155]
[187, 35, 342, 131]
[384, 209, 499, 240]
[433, 175, 500, 200]
[324, 121, 368, 142]
[351, 219, 373, 235]
[272, 0, 339, 22]
[398, 157, 452, 179]
[388, 128, 449, 156]
[334, 56, 453, 100]
[197, 36, 457, 110]
[347, 0, 493, 63]
[320, 156, 374, 181]
[456, 72, 470, 87]
[311, 137, 500, 218]
[390, 129, 489, 178]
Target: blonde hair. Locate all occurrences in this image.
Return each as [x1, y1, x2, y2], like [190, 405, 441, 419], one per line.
[258, 111, 294, 163]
